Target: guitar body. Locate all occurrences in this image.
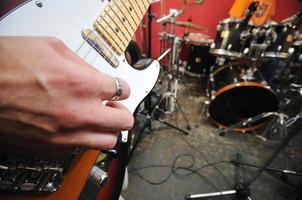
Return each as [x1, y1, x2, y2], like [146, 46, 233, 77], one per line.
[0, 0, 159, 199]
[96, 139, 129, 200]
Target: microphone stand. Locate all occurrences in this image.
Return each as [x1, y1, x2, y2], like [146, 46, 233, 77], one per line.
[186, 114, 302, 200]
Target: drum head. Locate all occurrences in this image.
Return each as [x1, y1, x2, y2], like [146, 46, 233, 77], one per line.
[209, 85, 279, 127]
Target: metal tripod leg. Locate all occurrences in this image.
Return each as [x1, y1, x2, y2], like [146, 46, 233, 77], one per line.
[218, 112, 283, 136]
[175, 97, 191, 130]
[153, 91, 191, 135]
[127, 91, 191, 163]
[185, 154, 252, 200]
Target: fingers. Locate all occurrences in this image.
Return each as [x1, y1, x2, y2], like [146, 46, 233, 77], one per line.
[51, 131, 119, 150]
[98, 102, 134, 131]
[47, 37, 131, 101]
[96, 73, 131, 101]
[58, 100, 134, 132]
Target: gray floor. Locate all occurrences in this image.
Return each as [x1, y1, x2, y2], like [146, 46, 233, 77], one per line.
[121, 74, 302, 200]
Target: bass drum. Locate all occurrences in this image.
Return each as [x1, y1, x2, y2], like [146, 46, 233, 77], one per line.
[208, 64, 279, 131]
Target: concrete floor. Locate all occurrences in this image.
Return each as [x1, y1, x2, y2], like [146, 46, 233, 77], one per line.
[121, 73, 302, 200]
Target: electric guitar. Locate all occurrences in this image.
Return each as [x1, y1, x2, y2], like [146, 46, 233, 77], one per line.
[0, 0, 160, 199]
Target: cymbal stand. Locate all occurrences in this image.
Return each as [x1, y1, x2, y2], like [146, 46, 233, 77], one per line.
[157, 10, 191, 130]
[159, 34, 192, 129]
[127, 49, 191, 164]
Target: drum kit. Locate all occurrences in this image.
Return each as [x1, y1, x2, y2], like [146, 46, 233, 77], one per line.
[208, 8, 302, 132]
[157, 1, 302, 132]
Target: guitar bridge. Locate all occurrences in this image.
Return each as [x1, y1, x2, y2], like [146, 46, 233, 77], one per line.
[81, 28, 119, 68]
[0, 153, 75, 193]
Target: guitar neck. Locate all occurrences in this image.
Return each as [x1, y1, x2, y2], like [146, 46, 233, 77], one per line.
[94, 0, 150, 55]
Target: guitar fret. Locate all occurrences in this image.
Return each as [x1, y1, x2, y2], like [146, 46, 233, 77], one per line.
[103, 6, 132, 40]
[94, 23, 123, 54]
[133, 0, 144, 16]
[95, 21, 124, 53]
[121, 0, 140, 25]
[97, 17, 127, 49]
[94, 21, 123, 53]
[112, 1, 136, 31]
[139, 0, 147, 10]
[127, 0, 143, 20]
[93, 0, 151, 55]
[142, 0, 150, 8]
[105, 9, 132, 42]
[109, 3, 135, 33]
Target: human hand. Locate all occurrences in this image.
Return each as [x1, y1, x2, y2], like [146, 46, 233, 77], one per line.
[0, 36, 134, 154]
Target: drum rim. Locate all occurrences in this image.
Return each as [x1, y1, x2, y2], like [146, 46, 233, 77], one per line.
[209, 64, 233, 77]
[210, 49, 243, 58]
[210, 82, 275, 100]
[214, 120, 266, 132]
[262, 52, 289, 59]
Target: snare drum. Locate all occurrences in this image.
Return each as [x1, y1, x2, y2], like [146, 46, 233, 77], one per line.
[210, 18, 252, 58]
[208, 64, 279, 130]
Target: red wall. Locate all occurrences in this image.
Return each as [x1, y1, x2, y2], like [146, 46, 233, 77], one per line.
[135, 0, 302, 59]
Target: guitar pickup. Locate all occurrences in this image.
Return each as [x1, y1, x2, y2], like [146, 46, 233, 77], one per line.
[81, 28, 119, 68]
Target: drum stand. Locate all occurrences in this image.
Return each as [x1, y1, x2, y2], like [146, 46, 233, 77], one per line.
[157, 11, 192, 128]
[127, 51, 192, 164]
[127, 83, 191, 164]
[186, 111, 302, 200]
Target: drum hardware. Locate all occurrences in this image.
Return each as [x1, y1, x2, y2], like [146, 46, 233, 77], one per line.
[261, 20, 300, 59]
[157, 2, 207, 32]
[290, 41, 302, 63]
[281, 11, 302, 28]
[187, 109, 302, 200]
[290, 83, 302, 95]
[158, 7, 192, 115]
[127, 51, 192, 167]
[156, 7, 187, 24]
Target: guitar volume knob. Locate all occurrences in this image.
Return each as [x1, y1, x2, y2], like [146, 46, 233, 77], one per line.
[89, 166, 108, 187]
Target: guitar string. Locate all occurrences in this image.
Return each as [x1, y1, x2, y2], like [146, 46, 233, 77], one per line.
[75, 0, 149, 65]
[87, 0, 129, 65]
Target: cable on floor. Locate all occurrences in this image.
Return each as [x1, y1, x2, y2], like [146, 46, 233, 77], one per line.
[129, 153, 233, 200]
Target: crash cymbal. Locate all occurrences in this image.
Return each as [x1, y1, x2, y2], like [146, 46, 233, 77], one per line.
[184, 32, 213, 44]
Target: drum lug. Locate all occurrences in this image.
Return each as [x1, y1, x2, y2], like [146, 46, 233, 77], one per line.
[243, 48, 249, 54]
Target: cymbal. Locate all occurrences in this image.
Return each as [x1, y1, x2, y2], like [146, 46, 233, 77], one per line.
[163, 20, 208, 31]
[184, 32, 213, 44]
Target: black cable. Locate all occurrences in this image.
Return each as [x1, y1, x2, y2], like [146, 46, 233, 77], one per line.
[179, 135, 233, 187]
[173, 160, 232, 178]
[129, 154, 232, 200]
